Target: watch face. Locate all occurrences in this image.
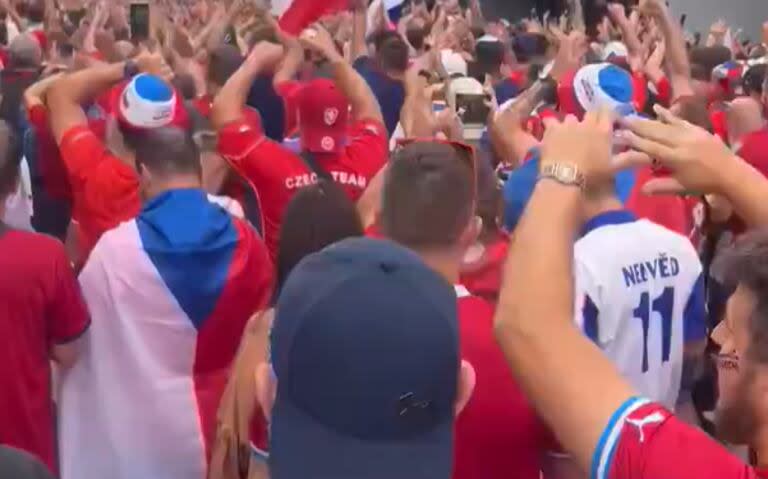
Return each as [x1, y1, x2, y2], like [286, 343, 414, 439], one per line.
[557, 164, 577, 181]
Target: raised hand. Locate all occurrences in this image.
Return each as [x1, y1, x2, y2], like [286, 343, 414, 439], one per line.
[620, 104, 735, 195]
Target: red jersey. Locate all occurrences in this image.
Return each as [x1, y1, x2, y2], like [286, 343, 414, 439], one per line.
[596, 398, 758, 479]
[58, 124, 141, 261]
[275, 80, 302, 137]
[453, 285, 549, 479]
[710, 104, 729, 142]
[625, 167, 690, 237]
[217, 114, 388, 259]
[0, 227, 90, 474]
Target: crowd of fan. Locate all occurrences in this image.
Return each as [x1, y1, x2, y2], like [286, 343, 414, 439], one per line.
[2, 0, 768, 478]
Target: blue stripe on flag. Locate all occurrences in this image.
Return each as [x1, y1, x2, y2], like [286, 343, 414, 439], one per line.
[138, 189, 237, 330]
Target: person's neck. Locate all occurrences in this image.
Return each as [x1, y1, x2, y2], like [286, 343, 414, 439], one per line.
[582, 195, 624, 224]
[414, 248, 462, 285]
[753, 428, 768, 469]
[144, 177, 203, 201]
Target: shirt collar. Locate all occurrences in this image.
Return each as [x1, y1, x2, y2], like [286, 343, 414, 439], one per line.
[580, 210, 638, 238]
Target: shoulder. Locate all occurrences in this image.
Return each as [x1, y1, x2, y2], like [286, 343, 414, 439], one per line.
[2, 229, 66, 259]
[349, 119, 387, 140]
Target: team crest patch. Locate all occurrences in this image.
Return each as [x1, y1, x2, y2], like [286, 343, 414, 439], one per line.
[321, 136, 335, 151]
[324, 108, 339, 126]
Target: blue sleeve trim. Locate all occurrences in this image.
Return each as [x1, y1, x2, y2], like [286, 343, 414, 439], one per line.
[683, 274, 707, 343]
[590, 397, 650, 479]
[582, 295, 600, 344]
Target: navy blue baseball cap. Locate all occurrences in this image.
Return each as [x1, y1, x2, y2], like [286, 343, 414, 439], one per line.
[270, 237, 460, 479]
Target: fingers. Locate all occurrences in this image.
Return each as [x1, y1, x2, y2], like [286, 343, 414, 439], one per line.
[652, 104, 688, 128]
[612, 150, 653, 171]
[641, 178, 687, 196]
[620, 115, 679, 147]
[618, 129, 677, 165]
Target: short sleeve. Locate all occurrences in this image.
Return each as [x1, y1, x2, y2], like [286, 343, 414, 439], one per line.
[47, 241, 90, 344]
[217, 117, 267, 164]
[600, 399, 758, 479]
[573, 259, 607, 344]
[343, 119, 388, 178]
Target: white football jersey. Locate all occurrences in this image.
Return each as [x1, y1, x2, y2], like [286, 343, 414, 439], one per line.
[574, 211, 706, 409]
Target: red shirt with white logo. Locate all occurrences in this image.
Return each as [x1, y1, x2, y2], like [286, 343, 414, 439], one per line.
[453, 285, 549, 479]
[595, 398, 759, 479]
[217, 113, 388, 259]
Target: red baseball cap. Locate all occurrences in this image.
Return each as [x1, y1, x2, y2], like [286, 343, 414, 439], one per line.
[297, 79, 349, 154]
[106, 74, 189, 132]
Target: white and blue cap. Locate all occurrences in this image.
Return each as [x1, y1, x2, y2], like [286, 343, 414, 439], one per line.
[117, 73, 186, 130]
[562, 63, 637, 118]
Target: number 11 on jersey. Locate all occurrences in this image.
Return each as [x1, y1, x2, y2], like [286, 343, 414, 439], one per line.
[633, 287, 675, 373]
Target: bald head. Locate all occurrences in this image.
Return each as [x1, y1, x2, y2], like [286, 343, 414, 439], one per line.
[727, 97, 766, 146]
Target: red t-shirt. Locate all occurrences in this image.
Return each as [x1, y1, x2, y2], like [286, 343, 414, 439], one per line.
[625, 167, 690, 237]
[217, 114, 388, 259]
[597, 398, 759, 479]
[58, 125, 141, 262]
[724, 129, 768, 236]
[0, 227, 89, 474]
[453, 286, 549, 479]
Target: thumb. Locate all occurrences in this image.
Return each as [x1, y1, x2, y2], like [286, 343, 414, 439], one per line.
[641, 177, 689, 196]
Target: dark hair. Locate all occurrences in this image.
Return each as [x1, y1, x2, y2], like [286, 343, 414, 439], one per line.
[475, 40, 505, 75]
[114, 28, 130, 42]
[276, 180, 363, 293]
[381, 142, 474, 250]
[475, 154, 502, 241]
[368, 29, 401, 51]
[718, 229, 768, 363]
[406, 27, 427, 52]
[0, 121, 21, 198]
[208, 45, 244, 88]
[743, 64, 767, 97]
[513, 33, 548, 63]
[26, 1, 44, 23]
[132, 127, 202, 179]
[690, 46, 732, 78]
[378, 36, 409, 72]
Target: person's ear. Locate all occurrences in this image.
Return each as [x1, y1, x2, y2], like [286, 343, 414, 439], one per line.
[459, 214, 482, 248]
[454, 359, 476, 416]
[255, 363, 277, 422]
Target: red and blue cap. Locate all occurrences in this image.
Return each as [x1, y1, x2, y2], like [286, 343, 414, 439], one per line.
[269, 237, 459, 479]
[712, 60, 745, 95]
[558, 63, 637, 119]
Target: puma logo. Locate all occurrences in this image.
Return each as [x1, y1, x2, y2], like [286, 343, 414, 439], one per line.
[625, 412, 666, 443]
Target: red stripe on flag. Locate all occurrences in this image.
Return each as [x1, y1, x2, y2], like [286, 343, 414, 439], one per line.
[278, 0, 350, 36]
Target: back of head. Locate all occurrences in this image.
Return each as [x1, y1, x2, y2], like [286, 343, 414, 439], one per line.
[743, 64, 768, 98]
[405, 23, 427, 52]
[208, 45, 244, 90]
[0, 121, 20, 200]
[382, 142, 475, 251]
[475, 36, 505, 76]
[673, 95, 713, 132]
[378, 35, 409, 73]
[276, 180, 363, 293]
[134, 127, 201, 180]
[8, 33, 42, 69]
[690, 46, 733, 78]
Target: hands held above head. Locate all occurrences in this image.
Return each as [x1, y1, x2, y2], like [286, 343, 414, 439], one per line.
[299, 24, 342, 62]
[134, 50, 174, 81]
[245, 41, 286, 73]
[618, 104, 736, 196]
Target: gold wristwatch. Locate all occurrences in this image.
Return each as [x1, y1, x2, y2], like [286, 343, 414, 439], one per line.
[538, 163, 586, 190]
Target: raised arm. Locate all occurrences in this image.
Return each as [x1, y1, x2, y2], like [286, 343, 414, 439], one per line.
[607, 3, 643, 63]
[350, 0, 368, 63]
[494, 111, 638, 474]
[641, 0, 693, 101]
[272, 34, 303, 90]
[300, 25, 384, 125]
[211, 41, 286, 129]
[47, 52, 171, 144]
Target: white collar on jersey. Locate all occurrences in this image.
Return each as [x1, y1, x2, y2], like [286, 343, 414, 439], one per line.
[454, 285, 471, 298]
